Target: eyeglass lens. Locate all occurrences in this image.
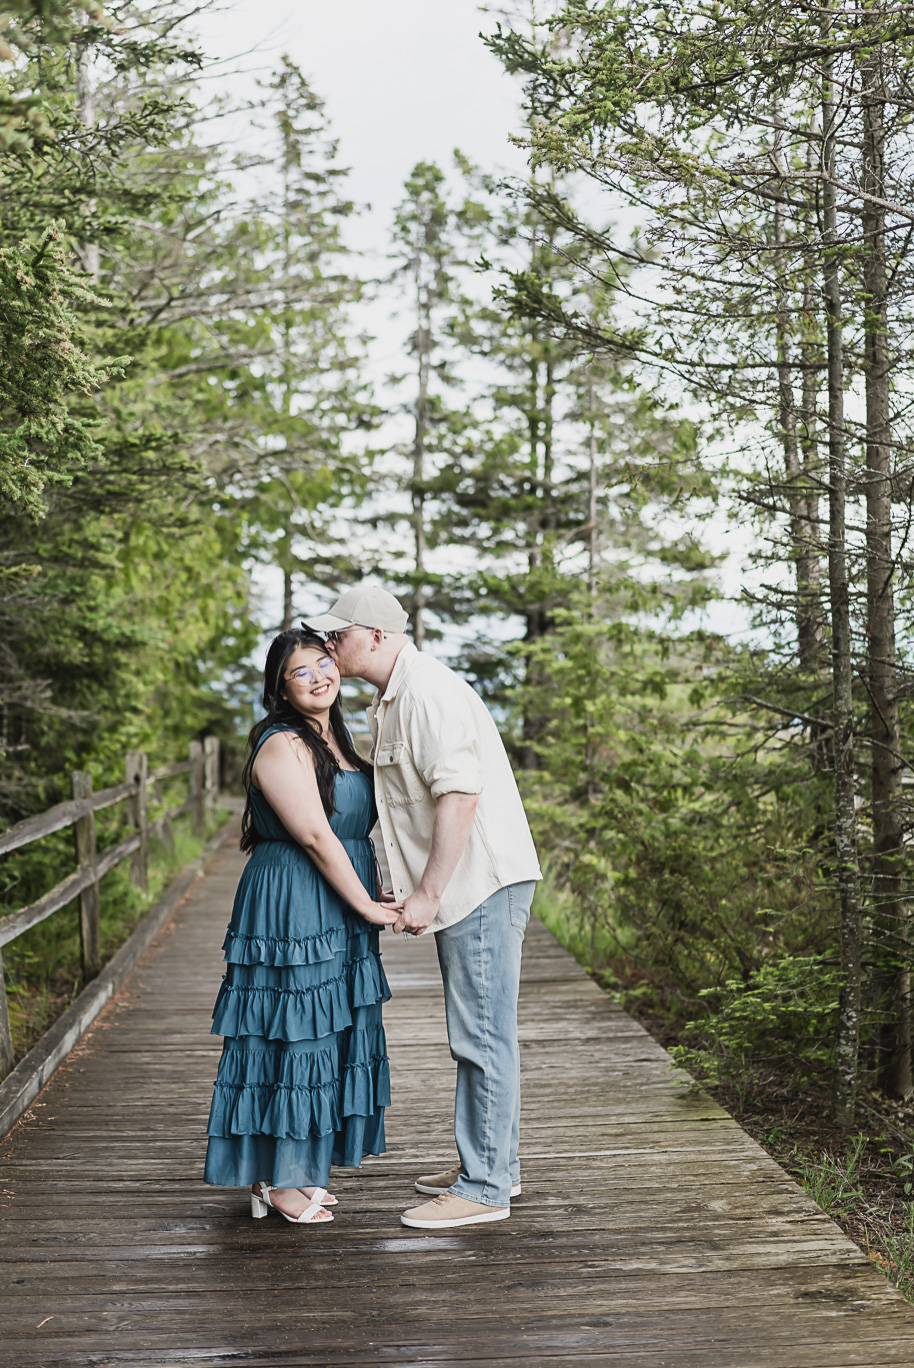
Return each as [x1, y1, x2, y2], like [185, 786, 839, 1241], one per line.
[288, 657, 335, 685]
[327, 625, 364, 644]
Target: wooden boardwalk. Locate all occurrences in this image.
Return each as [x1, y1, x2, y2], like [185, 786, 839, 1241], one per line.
[2, 835, 914, 1367]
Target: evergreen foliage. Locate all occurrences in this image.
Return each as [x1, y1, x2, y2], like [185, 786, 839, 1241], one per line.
[6, 0, 914, 1142]
[484, 0, 914, 1122]
[0, 6, 370, 830]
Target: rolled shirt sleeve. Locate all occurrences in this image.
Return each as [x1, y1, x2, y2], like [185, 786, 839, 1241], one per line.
[406, 689, 483, 800]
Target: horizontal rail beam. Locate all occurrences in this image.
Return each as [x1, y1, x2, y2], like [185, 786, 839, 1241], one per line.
[150, 760, 192, 782]
[0, 800, 90, 858]
[0, 832, 144, 949]
[0, 819, 236, 1136]
[0, 742, 217, 966]
[0, 868, 95, 947]
[0, 756, 195, 855]
[95, 832, 142, 882]
[91, 780, 135, 812]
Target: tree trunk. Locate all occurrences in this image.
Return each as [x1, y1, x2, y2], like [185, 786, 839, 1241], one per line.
[773, 183, 804, 662]
[861, 52, 911, 1098]
[587, 371, 598, 608]
[76, 45, 100, 282]
[774, 126, 823, 675]
[521, 346, 544, 770]
[282, 557, 294, 633]
[798, 271, 825, 675]
[412, 256, 429, 651]
[521, 332, 559, 768]
[822, 52, 864, 1129]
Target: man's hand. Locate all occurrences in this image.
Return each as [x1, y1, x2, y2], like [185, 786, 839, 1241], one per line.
[393, 888, 440, 936]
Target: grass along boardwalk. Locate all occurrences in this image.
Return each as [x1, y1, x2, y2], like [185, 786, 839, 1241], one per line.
[1, 833, 913, 1367]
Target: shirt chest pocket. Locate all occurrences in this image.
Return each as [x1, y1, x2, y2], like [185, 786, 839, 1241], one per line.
[376, 741, 427, 808]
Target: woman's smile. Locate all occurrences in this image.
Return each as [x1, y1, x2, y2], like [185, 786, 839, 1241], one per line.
[280, 645, 340, 717]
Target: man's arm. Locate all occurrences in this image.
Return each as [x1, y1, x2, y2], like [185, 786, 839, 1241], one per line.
[393, 791, 479, 935]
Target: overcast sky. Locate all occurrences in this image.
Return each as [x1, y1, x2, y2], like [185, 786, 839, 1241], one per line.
[194, 0, 529, 253]
[190, 1, 755, 646]
[188, 1, 540, 639]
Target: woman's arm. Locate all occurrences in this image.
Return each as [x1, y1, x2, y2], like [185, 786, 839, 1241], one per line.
[253, 732, 400, 926]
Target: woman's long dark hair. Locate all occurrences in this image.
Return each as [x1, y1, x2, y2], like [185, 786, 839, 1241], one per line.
[240, 628, 372, 853]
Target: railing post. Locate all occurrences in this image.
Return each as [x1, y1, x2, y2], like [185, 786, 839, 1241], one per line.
[72, 771, 102, 977]
[156, 772, 176, 857]
[125, 750, 148, 894]
[0, 950, 15, 1076]
[189, 739, 204, 834]
[203, 736, 219, 819]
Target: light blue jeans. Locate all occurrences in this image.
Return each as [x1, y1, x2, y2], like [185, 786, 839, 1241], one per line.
[434, 881, 536, 1208]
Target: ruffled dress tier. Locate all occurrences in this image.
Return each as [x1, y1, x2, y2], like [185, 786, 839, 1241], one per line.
[204, 725, 390, 1189]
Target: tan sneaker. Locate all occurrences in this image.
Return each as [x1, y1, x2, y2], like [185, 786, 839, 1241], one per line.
[414, 1164, 522, 1198]
[401, 1193, 510, 1229]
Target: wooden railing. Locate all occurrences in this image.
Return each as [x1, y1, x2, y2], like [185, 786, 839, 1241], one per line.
[0, 737, 220, 1074]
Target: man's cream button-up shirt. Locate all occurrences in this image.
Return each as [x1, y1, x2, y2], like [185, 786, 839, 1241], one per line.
[366, 642, 542, 932]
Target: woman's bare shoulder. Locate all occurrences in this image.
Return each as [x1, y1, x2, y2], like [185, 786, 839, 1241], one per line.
[254, 728, 315, 770]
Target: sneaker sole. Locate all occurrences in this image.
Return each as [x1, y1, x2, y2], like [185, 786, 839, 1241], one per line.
[414, 1181, 522, 1197]
[400, 1207, 511, 1229]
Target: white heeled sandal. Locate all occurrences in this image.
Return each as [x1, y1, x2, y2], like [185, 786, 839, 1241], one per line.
[300, 1185, 338, 1207]
[251, 1183, 334, 1224]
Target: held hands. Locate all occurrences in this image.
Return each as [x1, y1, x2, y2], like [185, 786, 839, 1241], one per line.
[361, 898, 403, 927]
[392, 888, 440, 937]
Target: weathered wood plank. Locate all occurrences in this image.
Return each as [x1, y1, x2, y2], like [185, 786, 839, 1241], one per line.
[0, 944, 14, 1074]
[95, 831, 142, 882]
[3, 1314, 914, 1368]
[7, 1353, 914, 1368]
[0, 798, 88, 856]
[91, 778, 136, 811]
[149, 759, 193, 782]
[0, 1260, 890, 1306]
[0, 866, 95, 947]
[0, 822, 236, 1137]
[1, 837, 912, 1368]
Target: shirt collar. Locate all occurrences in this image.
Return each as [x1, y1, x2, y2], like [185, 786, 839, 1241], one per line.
[376, 640, 419, 706]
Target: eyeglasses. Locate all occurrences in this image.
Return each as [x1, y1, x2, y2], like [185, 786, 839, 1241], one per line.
[325, 625, 369, 646]
[284, 656, 336, 686]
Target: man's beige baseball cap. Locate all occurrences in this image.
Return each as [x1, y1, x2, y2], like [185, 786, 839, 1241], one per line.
[303, 584, 409, 634]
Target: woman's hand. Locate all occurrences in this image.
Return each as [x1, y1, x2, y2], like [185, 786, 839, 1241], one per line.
[361, 899, 404, 927]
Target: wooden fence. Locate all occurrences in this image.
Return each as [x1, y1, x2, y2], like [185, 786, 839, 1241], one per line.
[0, 737, 220, 1075]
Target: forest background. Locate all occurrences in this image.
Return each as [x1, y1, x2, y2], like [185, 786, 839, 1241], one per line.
[5, 0, 914, 1293]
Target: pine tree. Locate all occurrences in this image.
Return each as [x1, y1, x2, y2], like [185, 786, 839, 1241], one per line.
[229, 59, 375, 628]
[432, 168, 708, 760]
[386, 160, 486, 645]
[486, 0, 914, 1118]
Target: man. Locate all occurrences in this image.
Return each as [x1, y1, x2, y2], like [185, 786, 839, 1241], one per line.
[305, 584, 541, 1229]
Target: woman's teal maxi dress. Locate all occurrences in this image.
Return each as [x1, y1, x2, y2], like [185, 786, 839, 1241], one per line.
[204, 725, 391, 1189]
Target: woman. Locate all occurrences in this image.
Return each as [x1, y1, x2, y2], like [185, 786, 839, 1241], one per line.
[204, 628, 401, 1224]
